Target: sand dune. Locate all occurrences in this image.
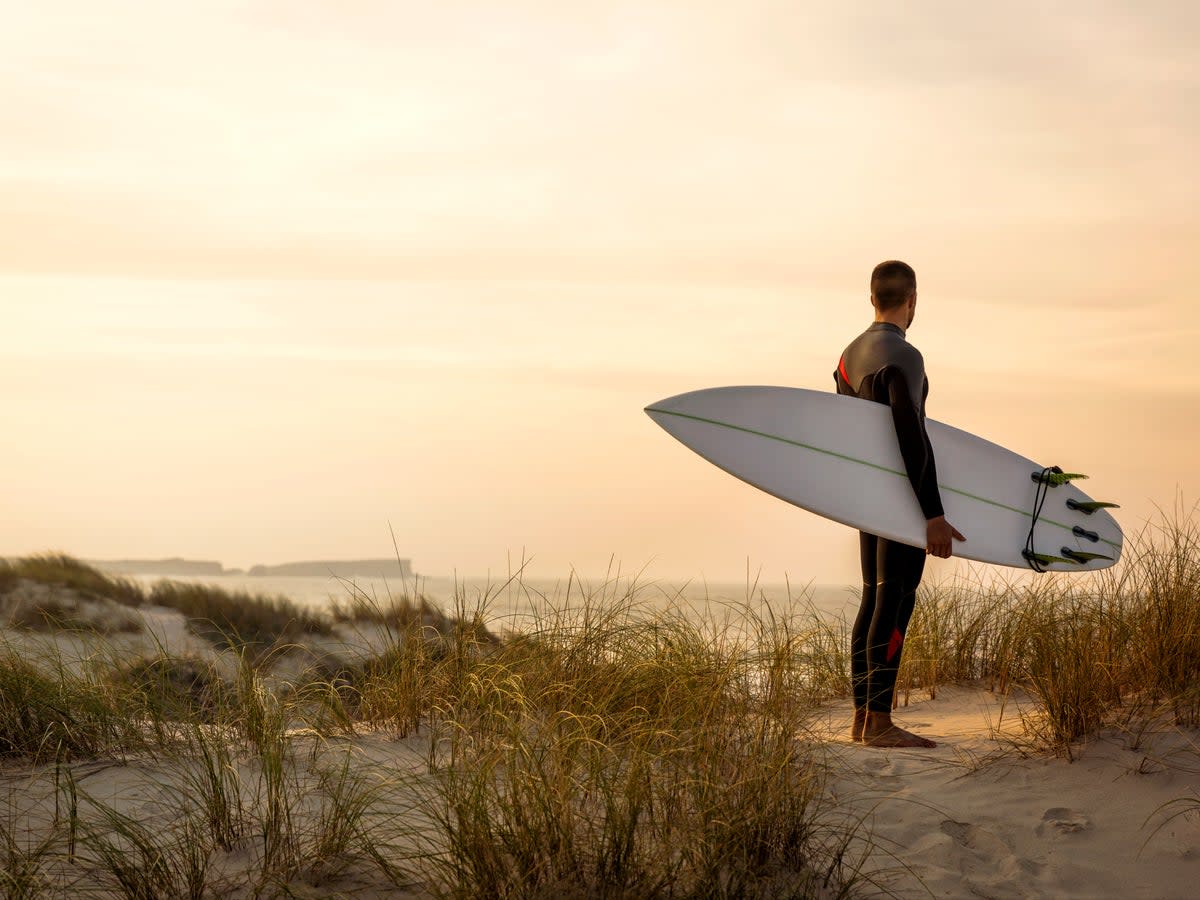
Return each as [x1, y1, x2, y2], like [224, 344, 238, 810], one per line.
[3, 570, 1199, 897]
[819, 687, 1200, 898]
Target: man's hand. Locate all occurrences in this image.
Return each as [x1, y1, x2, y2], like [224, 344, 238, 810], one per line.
[926, 516, 966, 558]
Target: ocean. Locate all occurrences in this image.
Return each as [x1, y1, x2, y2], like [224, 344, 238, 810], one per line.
[126, 571, 861, 632]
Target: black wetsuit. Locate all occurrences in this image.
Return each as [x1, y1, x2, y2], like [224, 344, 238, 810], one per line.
[834, 322, 944, 713]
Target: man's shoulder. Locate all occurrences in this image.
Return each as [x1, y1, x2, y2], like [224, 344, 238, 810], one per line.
[841, 326, 925, 373]
[898, 340, 924, 365]
[868, 328, 918, 358]
[881, 338, 925, 383]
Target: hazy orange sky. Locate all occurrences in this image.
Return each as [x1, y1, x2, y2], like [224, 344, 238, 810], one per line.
[3, 2, 1197, 584]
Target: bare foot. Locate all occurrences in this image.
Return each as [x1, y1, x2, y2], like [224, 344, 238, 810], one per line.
[851, 708, 866, 742]
[862, 711, 936, 748]
[862, 724, 937, 748]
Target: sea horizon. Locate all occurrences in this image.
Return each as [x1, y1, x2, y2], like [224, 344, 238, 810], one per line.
[118, 569, 861, 629]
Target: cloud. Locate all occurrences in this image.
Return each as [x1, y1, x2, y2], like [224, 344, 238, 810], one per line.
[2, 4, 1197, 376]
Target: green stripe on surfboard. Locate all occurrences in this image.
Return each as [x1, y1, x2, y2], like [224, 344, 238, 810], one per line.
[645, 406, 1121, 551]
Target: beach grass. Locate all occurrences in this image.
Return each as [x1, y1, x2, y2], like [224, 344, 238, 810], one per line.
[0, 570, 868, 896]
[112, 654, 230, 724]
[3, 593, 144, 635]
[895, 502, 1200, 756]
[0, 505, 1197, 892]
[147, 580, 333, 656]
[0, 645, 144, 762]
[0, 554, 144, 607]
[0, 563, 21, 597]
[419, 591, 861, 898]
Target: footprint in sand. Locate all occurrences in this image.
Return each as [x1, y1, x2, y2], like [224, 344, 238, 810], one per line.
[1036, 807, 1092, 836]
[940, 819, 1005, 852]
[939, 819, 1038, 887]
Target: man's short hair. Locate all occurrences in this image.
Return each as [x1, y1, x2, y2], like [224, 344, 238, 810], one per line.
[871, 260, 917, 311]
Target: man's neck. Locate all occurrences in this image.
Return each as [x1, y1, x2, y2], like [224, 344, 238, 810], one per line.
[873, 312, 907, 335]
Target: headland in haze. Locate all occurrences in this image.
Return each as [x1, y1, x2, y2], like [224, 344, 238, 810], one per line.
[88, 557, 414, 578]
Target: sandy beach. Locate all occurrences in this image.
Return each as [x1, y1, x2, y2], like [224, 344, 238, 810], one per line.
[6, 674, 1197, 897]
[819, 688, 1200, 898]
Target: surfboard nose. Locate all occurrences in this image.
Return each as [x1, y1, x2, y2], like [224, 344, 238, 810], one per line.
[644, 389, 704, 415]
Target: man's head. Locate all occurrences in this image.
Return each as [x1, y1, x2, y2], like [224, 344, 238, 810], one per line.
[870, 260, 917, 328]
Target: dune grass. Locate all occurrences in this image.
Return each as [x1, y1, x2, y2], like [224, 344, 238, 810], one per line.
[1121, 507, 1200, 727]
[0, 554, 145, 607]
[0, 505, 1197, 892]
[0, 575, 868, 897]
[896, 503, 1200, 756]
[330, 585, 450, 630]
[113, 655, 230, 725]
[0, 814, 57, 899]
[0, 562, 20, 596]
[419, 591, 859, 898]
[0, 646, 145, 762]
[3, 593, 143, 635]
[0, 555, 342, 654]
[147, 580, 333, 655]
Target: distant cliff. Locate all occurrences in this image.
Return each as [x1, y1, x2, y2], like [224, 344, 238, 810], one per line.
[247, 559, 413, 578]
[89, 558, 413, 578]
[91, 558, 226, 576]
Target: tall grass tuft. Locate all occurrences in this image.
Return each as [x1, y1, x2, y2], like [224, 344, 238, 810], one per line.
[1120, 505, 1200, 726]
[422, 588, 862, 898]
[113, 655, 230, 725]
[1, 554, 145, 606]
[0, 645, 141, 762]
[179, 724, 248, 852]
[0, 561, 20, 596]
[897, 503, 1200, 755]
[0, 814, 57, 899]
[1010, 583, 1122, 757]
[79, 799, 212, 900]
[4, 594, 142, 634]
[307, 750, 386, 880]
[149, 580, 332, 655]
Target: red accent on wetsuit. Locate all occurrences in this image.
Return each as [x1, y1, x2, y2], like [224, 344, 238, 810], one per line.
[886, 627, 903, 663]
[838, 356, 850, 384]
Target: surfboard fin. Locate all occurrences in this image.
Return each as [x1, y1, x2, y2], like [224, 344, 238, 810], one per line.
[1022, 550, 1077, 567]
[1066, 499, 1120, 514]
[1030, 470, 1088, 486]
[1061, 548, 1114, 564]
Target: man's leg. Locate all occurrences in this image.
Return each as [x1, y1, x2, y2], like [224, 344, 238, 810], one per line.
[849, 532, 878, 741]
[862, 537, 935, 748]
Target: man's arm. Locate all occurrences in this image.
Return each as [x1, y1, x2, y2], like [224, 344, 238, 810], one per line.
[882, 367, 943, 520]
[881, 366, 966, 557]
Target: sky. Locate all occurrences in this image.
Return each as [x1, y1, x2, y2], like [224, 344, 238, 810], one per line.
[2, 1, 1197, 585]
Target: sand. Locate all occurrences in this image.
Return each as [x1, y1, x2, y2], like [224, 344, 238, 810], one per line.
[818, 686, 1200, 898]
[6, 686, 1194, 897]
[0, 732, 436, 898]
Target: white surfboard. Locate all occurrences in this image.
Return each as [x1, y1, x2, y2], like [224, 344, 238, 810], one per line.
[645, 387, 1122, 572]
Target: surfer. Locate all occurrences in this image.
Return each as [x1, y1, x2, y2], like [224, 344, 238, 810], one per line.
[834, 260, 965, 748]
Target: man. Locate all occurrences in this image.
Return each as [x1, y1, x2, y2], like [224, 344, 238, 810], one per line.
[834, 260, 965, 748]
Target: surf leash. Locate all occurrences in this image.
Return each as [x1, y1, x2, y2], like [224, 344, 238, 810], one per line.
[1022, 466, 1094, 571]
[1022, 466, 1059, 572]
